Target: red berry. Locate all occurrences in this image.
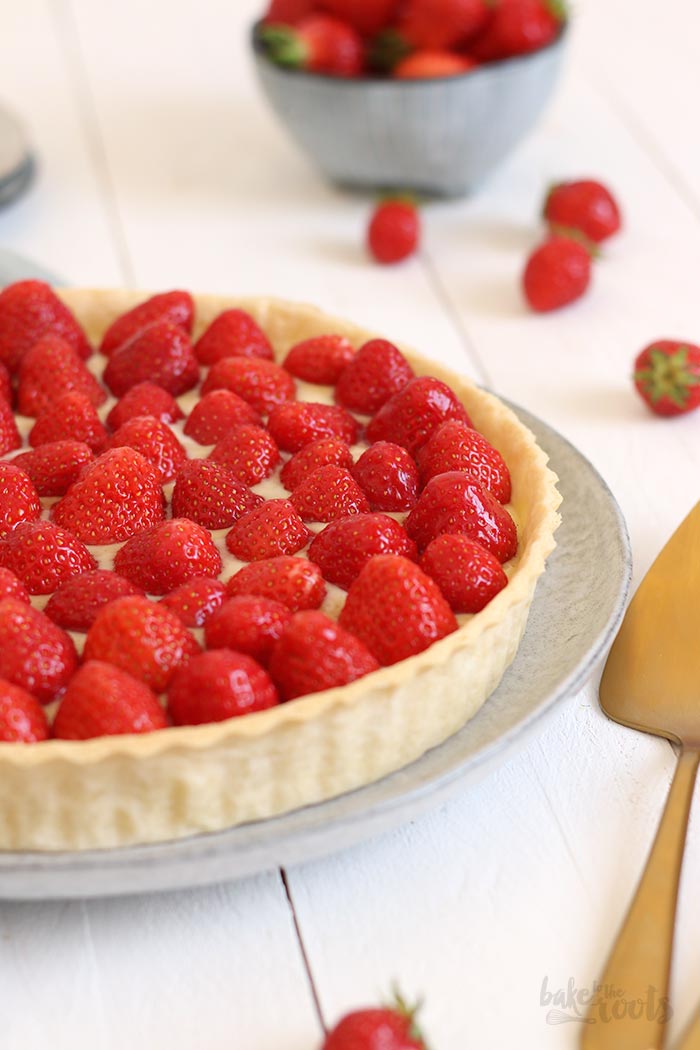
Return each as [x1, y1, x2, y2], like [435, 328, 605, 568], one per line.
[0, 599, 78, 703]
[262, 0, 315, 26]
[267, 401, 359, 452]
[398, 0, 490, 48]
[201, 356, 296, 417]
[0, 678, 50, 742]
[366, 375, 471, 455]
[416, 420, 511, 502]
[339, 554, 457, 665]
[105, 414, 187, 483]
[53, 661, 168, 739]
[159, 577, 227, 628]
[11, 441, 94, 497]
[352, 441, 419, 510]
[103, 322, 199, 397]
[308, 513, 417, 590]
[269, 610, 379, 700]
[336, 339, 414, 415]
[106, 381, 184, 430]
[0, 462, 41, 538]
[394, 50, 477, 77]
[17, 334, 105, 417]
[0, 280, 91, 373]
[204, 595, 291, 664]
[114, 518, 222, 595]
[28, 391, 108, 452]
[522, 234, 592, 312]
[472, 0, 564, 61]
[167, 649, 279, 725]
[323, 1001, 427, 1050]
[225, 499, 311, 561]
[633, 340, 700, 417]
[0, 566, 30, 603]
[283, 334, 355, 385]
[261, 14, 364, 76]
[544, 179, 621, 243]
[99, 290, 194, 357]
[194, 309, 273, 364]
[368, 200, 420, 264]
[0, 519, 97, 595]
[405, 472, 518, 560]
[0, 362, 11, 405]
[0, 399, 21, 456]
[421, 534, 508, 612]
[45, 569, 145, 631]
[208, 424, 280, 486]
[171, 459, 262, 530]
[226, 556, 326, 612]
[183, 389, 262, 445]
[280, 437, 354, 490]
[290, 464, 370, 522]
[318, 0, 398, 36]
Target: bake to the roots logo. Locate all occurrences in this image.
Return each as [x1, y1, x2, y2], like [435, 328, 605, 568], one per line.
[540, 977, 672, 1026]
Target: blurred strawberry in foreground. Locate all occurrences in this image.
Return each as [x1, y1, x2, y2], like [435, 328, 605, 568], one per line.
[322, 993, 428, 1050]
[634, 341, 700, 417]
[260, 14, 364, 76]
[544, 179, 621, 243]
[522, 233, 593, 312]
[368, 199, 420, 264]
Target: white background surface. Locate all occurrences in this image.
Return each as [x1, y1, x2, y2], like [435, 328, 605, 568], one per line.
[1, 1, 699, 1047]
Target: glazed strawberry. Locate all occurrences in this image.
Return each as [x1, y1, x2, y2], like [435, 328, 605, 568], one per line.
[226, 556, 326, 612]
[522, 234, 592, 312]
[280, 437, 354, 491]
[52, 447, 165, 544]
[11, 441, 94, 497]
[405, 472, 518, 560]
[398, 0, 490, 48]
[472, 0, 565, 61]
[208, 424, 280, 486]
[0, 520, 96, 594]
[0, 679, 50, 742]
[290, 465, 370, 521]
[0, 400, 21, 456]
[204, 595, 292, 664]
[339, 554, 457, 665]
[352, 441, 419, 510]
[633, 341, 700, 417]
[99, 290, 194, 357]
[54, 661, 169, 740]
[394, 50, 477, 77]
[45, 570, 144, 631]
[0, 567, 30, 603]
[0, 362, 11, 405]
[368, 200, 420, 264]
[159, 577, 227, 628]
[318, 0, 398, 35]
[183, 389, 262, 445]
[201, 356, 296, 416]
[84, 595, 200, 692]
[106, 381, 184, 430]
[225, 499, 311, 560]
[544, 179, 621, 243]
[323, 998, 428, 1050]
[267, 401, 359, 452]
[417, 420, 512, 502]
[262, 0, 315, 26]
[103, 322, 199, 398]
[308, 513, 417, 590]
[283, 334, 355, 385]
[28, 392, 108, 452]
[335, 339, 414, 414]
[260, 14, 364, 76]
[366, 375, 471, 455]
[114, 518, 222, 595]
[0, 280, 91, 373]
[0, 599, 78, 702]
[194, 309, 274, 364]
[171, 459, 263, 530]
[16, 334, 105, 417]
[168, 649, 279, 725]
[269, 610, 379, 701]
[0, 462, 41, 538]
[421, 534, 508, 612]
[105, 415, 186, 482]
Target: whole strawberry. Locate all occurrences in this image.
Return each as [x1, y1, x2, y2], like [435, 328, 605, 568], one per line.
[226, 556, 326, 612]
[268, 401, 359, 453]
[262, 0, 315, 27]
[522, 234, 592, 313]
[99, 290, 194, 357]
[194, 308, 274, 364]
[352, 441, 419, 511]
[167, 650, 279, 725]
[406, 472, 518, 560]
[103, 321, 200, 397]
[0, 567, 30, 603]
[159, 577, 227, 628]
[260, 14, 364, 77]
[184, 389, 262, 445]
[308, 513, 417, 590]
[204, 595, 292, 664]
[544, 179, 621, 243]
[421, 533, 508, 612]
[0, 280, 91, 373]
[398, 0, 491, 49]
[53, 661, 168, 740]
[11, 440, 94, 497]
[208, 424, 280, 486]
[45, 570, 145, 632]
[394, 51, 477, 77]
[17, 334, 105, 417]
[633, 341, 700, 417]
[319, 0, 399, 36]
[280, 437, 354, 491]
[106, 381, 184, 430]
[269, 610, 379, 700]
[335, 339, 414, 415]
[225, 499, 312, 560]
[201, 356, 295, 416]
[28, 392, 107, 452]
[323, 996, 428, 1050]
[171, 459, 262, 530]
[0, 599, 78, 703]
[0, 462, 41, 538]
[0, 400, 21, 456]
[366, 376, 471, 455]
[290, 464, 370, 522]
[416, 419, 511, 502]
[0, 519, 97, 594]
[283, 334, 355, 385]
[0, 678, 50, 742]
[368, 200, 420, 264]
[472, 0, 566, 61]
[105, 414, 187, 482]
[114, 519, 222, 594]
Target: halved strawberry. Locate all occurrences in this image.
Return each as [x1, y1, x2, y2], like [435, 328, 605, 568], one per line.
[201, 356, 296, 416]
[0, 280, 91, 373]
[0, 400, 21, 456]
[106, 381, 184, 431]
[352, 441, 419, 511]
[204, 595, 291, 664]
[225, 499, 311, 561]
[283, 334, 355, 385]
[290, 464, 369, 522]
[103, 322, 200, 398]
[105, 414, 187, 483]
[0, 462, 41, 538]
[16, 334, 105, 417]
[366, 376, 471, 455]
[0, 519, 96, 594]
[339, 554, 457, 665]
[308, 513, 417, 590]
[269, 610, 379, 701]
[28, 391, 108, 452]
[159, 576, 227, 628]
[0, 678, 50, 742]
[416, 420, 511, 503]
[194, 309, 274, 364]
[11, 441, 94, 497]
[114, 518, 222, 595]
[84, 595, 200, 692]
[183, 389, 262, 445]
[0, 599, 78, 703]
[420, 534, 508, 613]
[267, 401, 359, 452]
[335, 339, 414, 414]
[52, 447, 165, 544]
[405, 472, 517, 560]
[53, 660, 169, 739]
[226, 556, 326, 612]
[45, 569, 145, 631]
[0, 567, 30, 603]
[280, 437, 354, 491]
[167, 649, 279, 725]
[171, 459, 262, 530]
[99, 290, 194, 357]
[208, 424, 280, 486]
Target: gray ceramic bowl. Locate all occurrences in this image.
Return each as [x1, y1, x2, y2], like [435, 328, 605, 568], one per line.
[252, 24, 568, 197]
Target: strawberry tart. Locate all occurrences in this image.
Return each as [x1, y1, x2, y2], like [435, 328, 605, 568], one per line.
[0, 283, 560, 850]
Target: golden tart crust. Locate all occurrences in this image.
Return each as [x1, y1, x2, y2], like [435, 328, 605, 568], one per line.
[0, 290, 561, 851]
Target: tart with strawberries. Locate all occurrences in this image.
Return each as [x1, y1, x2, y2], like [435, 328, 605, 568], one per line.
[0, 282, 560, 850]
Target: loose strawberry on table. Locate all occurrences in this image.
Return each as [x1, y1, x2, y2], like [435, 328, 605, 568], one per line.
[367, 200, 420, 264]
[208, 424, 280, 486]
[522, 233, 592, 313]
[28, 392, 107, 452]
[322, 995, 428, 1050]
[544, 179, 621, 243]
[226, 555, 326, 612]
[335, 339, 414, 415]
[167, 650, 280, 726]
[280, 437, 354, 490]
[45, 570, 145, 632]
[53, 661, 169, 740]
[0, 599, 78, 703]
[11, 440, 94, 497]
[0, 520, 97, 595]
[171, 459, 263, 530]
[99, 290, 194, 357]
[183, 389, 262, 445]
[114, 519, 223, 594]
[269, 610, 379, 700]
[225, 499, 312, 560]
[204, 595, 292, 664]
[0, 280, 91, 373]
[634, 341, 700, 417]
[0, 462, 41, 538]
[308, 513, 417, 590]
[0, 678, 50, 743]
[159, 577, 227, 628]
[194, 308, 274, 364]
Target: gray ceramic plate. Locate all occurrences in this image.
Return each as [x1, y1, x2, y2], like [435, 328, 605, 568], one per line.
[0, 406, 631, 899]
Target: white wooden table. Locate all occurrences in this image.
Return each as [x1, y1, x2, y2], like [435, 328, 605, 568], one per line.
[1, 2, 699, 1047]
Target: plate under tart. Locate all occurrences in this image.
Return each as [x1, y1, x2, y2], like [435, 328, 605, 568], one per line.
[0, 405, 630, 900]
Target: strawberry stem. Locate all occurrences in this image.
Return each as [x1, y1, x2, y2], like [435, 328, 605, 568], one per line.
[634, 346, 700, 408]
[387, 986, 431, 1049]
[548, 224, 600, 257]
[258, 24, 307, 69]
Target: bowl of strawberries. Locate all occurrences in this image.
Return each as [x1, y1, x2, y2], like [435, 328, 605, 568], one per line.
[253, 0, 568, 196]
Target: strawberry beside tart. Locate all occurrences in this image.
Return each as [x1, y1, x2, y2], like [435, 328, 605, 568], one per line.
[0, 284, 561, 850]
